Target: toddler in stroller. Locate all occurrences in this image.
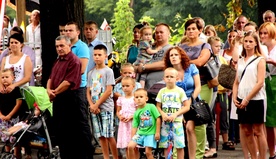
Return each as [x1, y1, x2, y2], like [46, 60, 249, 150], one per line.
[0, 86, 58, 159]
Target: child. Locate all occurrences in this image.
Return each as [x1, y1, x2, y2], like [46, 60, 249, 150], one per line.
[133, 24, 160, 88]
[116, 77, 137, 159]
[0, 68, 27, 158]
[113, 63, 141, 158]
[128, 88, 161, 159]
[133, 23, 159, 66]
[207, 36, 234, 152]
[113, 63, 142, 100]
[86, 44, 118, 159]
[156, 67, 191, 159]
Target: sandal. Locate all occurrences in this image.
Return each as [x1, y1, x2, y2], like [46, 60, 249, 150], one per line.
[222, 141, 235, 150]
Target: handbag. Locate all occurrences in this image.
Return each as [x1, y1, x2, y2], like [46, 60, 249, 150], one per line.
[202, 44, 221, 88]
[218, 62, 236, 90]
[190, 96, 213, 125]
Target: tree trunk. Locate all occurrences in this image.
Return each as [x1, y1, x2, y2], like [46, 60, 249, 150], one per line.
[257, 0, 276, 25]
[40, 0, 85, 87]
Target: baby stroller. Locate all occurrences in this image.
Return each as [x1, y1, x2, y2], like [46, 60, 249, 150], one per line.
[0, 86, 59, 159]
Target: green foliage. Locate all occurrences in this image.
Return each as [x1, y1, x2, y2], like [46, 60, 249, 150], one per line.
[84, 0, 116, 24]
[170, 14, 192, 45]
[111, 0, 136, 63]
[139, 16, 155, 27]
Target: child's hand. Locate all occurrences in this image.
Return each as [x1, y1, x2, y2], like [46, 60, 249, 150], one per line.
[161, 114, 170, 122]
[89, 104, 99, 114]
[155, 132, 160, 142]
[5, 84, 15, 93]
[124, 116, 133, 122]
[168, 113, 177, 122]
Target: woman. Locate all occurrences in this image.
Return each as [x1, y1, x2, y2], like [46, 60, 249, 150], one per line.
[232, 31, 267, 159]
[0, 33, 32, 93]
[126, 23, 146, 64]
[179, 18, 212, 159]
[222, 30, 239, 62]
[0, 26, 36, 86]
[164, 46, 201, 159]
[259, 22, 276, 159]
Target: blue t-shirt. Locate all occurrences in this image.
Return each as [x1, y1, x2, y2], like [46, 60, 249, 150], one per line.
[71, 39, 90, 87]
[176, 64, 199, 98]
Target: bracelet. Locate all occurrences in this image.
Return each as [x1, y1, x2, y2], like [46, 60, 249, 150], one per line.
[243, 98, 249, 103]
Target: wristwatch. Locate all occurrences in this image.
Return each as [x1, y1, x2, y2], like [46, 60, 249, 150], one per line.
[142, 64, 146, 71]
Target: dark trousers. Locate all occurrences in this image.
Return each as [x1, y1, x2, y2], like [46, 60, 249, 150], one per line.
[53, 90, 93, 159]
[75, 87, 94, 159]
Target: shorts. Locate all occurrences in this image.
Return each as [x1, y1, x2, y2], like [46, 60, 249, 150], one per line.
[132, 134, 157, 148]
[159, 122, 185, 148]
[237, 98, 265, 124]
[91, 111, 114, 138]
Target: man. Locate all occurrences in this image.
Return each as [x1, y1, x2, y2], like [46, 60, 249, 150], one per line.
[65, 22, 94, 159]
[46, 35, 82, 158]
[263, 10, 276, 23]
[26, 10, 41, 68]
[137, 23, 172, 90]
[236, 15, 248, 32]
[84, 21, 108, 72]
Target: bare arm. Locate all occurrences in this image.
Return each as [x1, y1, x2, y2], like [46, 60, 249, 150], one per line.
[79, 58, 89, 74]
[14, 56, 32, 87]
[94, 85, 113, 109]
[54, 80, 71, 95]
[232, 68, 240, 107]
[244, 58, 265, 101]
[0, 57, 6, 92]
[190, 48, 210, 67]
[136, 60, 165, 73]
[131, 127, 138, 137]
[156, 102, 169, 122]
[192, 74, 201, 99]
[169, 99, 191, 121]
[155, 117, 161, 141]
[146, 47, 158, 54]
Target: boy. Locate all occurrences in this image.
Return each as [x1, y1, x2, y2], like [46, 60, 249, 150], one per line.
[86, 44, 118, 159]
[128, 88, 161, 159]
[156, 67, 191, 159]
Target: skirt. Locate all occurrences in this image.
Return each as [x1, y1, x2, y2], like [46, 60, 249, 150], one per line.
[236, 98, 265, 124]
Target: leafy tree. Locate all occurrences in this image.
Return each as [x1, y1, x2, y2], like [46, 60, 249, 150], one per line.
[84, 0, 116, 24]
[111, 0, 136, 63]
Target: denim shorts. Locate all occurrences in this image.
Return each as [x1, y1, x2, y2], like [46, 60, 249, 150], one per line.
[91, 111, 114, 138]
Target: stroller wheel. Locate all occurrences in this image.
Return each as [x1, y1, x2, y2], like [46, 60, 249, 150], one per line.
[48, 152, 60, 159]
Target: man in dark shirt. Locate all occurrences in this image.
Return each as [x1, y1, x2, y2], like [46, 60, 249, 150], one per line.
[46, 35, 84, 159]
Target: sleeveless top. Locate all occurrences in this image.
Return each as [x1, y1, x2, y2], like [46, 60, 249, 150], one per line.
[5, 54, 29, 87]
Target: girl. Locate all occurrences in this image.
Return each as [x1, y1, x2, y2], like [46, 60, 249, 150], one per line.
[204, 25, 217, 37]
[113, 63, 141, 159]
[116, 76, 137, 159]
[232, 31, 267, 159]
[0, 68, 27, 158]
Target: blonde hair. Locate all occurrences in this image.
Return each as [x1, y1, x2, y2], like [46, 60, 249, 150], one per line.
[121, 76, 136, 86]
[207, 36, 221, 45]
[120, 63, 135, 73]
[134, 88, 148, 96]
[164, 67, 178, 76]
[204, 25, 217, 36]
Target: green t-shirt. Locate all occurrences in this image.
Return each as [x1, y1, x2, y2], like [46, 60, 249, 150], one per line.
[156, 86, 187, 122]
[133, 103, 160, 135]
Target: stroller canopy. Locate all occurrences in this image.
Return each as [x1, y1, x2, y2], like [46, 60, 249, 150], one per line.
[21, 86, 53, 116]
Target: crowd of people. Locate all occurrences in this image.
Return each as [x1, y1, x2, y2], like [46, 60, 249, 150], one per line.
[1, 8, 276, 159]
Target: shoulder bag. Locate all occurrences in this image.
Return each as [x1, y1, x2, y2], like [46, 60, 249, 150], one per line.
[202, 43, 221, 88]
[190, 96, 213, 125]
[218, 59, 236, 90]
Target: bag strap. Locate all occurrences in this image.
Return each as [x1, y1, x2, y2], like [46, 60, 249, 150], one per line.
[240, 57, 259, 81]
[202, 43, 220, 67]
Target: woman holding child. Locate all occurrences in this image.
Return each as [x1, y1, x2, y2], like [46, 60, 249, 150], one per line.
[163, 46, 201, 159]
